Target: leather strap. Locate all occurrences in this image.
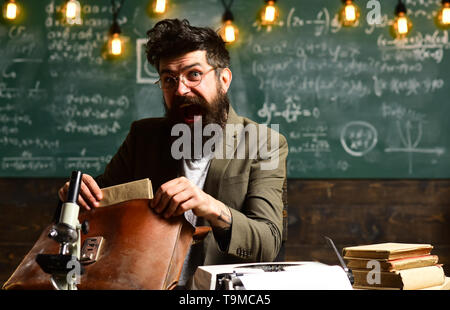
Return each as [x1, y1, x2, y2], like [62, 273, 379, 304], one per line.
[192, 226, 212, 244]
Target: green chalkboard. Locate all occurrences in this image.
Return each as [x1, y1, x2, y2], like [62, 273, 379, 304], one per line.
[1, 0, 449, 178]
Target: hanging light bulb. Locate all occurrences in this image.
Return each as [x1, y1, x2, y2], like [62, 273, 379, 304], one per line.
[260, 0, 279, 26]
[110, 33, 123, 55]
[153, 0, 167, 14]
[436, 0, 450, 29]
[2, 0, 19, 20]
[391, 0, 412, 39]
[339, 0, 360, 27]
[146, 0, 169, 17]
[105, 0, 126, 59]
[107, 21, 123, 57]
[219, 10, 239, 43]
[64, 0, 82, 25]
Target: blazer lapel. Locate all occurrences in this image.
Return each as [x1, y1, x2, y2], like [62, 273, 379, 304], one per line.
[203, 106, 243, 198]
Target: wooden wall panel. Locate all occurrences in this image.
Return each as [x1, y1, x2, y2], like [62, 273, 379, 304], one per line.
[0, 178, 449, 287]
[0, 178, 62, 286]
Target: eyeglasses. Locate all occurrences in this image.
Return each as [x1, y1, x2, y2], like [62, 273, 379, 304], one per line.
[155, 67, 218, 90]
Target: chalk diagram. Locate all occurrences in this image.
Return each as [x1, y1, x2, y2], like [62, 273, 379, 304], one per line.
[341, 120, 445, 174]
[340, 121, 378, 157]
[384, 120, 444, 175]
[136, 38, 159, 84]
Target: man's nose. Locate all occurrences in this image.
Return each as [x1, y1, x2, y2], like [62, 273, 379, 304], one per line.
[175, 78, 191, 96]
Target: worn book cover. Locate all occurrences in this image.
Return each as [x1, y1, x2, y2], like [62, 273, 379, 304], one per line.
[352, 265, 445, 290]
[343, 243, 433, 260]
[345, 255, 439, 271]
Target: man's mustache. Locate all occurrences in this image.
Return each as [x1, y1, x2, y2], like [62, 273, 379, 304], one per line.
[172, 95, 208, 110]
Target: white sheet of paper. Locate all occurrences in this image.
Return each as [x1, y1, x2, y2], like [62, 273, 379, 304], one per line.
[236, 263, 353, 290]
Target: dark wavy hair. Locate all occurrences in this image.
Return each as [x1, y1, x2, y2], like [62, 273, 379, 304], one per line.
[146, 19, 230, 71]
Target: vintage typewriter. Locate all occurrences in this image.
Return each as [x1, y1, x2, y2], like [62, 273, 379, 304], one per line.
[192, 261, 353, 290]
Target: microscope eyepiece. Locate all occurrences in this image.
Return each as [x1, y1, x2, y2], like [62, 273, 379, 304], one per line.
[67, 171, 83, 203]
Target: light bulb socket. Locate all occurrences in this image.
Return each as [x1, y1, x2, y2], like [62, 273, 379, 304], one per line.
[109, 20, 121, 35]
[264, 0, 276, 3]
[442, 0, 450, 5]
[341, 0, 353, 3]
[222, 9, 234, 22]
[395, 1, 407, 16]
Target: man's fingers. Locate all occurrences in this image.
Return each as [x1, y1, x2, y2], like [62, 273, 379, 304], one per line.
[77, 194, 91, 211]
[163, 190, 193, 218]
[58, 174, 101, 211]
[153, 178, 189, 213]
[173, 199, 196, 217]
[151, 177, 182, 208]
[79, 181, 100, 209]
[82, 174, 103, 200]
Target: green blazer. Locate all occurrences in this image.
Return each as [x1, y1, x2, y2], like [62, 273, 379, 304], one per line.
[96, 106, 288, 265]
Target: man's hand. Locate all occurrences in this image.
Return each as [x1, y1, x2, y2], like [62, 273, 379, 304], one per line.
[151, 176, 232, 229]
[58, 174, 103, 211]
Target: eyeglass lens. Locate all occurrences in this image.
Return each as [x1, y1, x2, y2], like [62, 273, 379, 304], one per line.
[159, 68, 215, 90]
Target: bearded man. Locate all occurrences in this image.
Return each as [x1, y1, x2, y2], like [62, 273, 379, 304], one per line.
[58, 19, 288, 288]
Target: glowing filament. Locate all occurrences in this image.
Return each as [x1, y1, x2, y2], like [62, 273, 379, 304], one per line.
[154, 0, 166, 13]
[224, 24, 236, 42]
[397, 16, 409, 34]
[5, 2, 17, 20]
[442, 7, 450, 24]
[345, 4, 356, 22]
[264, 5, 276, 22]
[110, 34, 122, 56]
[66, 1, 77, 19]
[65, 0, 82, 25]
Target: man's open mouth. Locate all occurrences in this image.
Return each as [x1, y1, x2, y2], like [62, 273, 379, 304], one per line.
[180, 104, 203, 124]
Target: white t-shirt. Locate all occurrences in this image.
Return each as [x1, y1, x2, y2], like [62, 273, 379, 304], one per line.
[182, 155, 212, 227]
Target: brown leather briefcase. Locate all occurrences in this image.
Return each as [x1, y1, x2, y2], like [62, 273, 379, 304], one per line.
[2, 199, 195, 290]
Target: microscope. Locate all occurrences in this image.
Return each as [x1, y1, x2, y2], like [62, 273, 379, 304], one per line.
[36, 170, 89, 290]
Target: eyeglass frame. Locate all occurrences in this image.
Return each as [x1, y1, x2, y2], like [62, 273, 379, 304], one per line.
[154, 66, 220, 90]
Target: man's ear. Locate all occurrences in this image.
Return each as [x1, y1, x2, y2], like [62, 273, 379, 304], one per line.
[219, 68, 232, 93]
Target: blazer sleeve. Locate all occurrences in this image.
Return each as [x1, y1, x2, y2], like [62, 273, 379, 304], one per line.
[225, 131, 288, 262]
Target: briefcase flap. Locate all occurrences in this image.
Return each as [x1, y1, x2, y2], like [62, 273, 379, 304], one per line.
[3, 199, 195, 290]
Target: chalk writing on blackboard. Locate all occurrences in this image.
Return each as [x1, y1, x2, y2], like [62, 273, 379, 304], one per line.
[1, 151, 55, 171]
[257, 101, 320, 124]
[64, 155, 112, 172]
[340, 121, 378, 157]
[385, 120, 445, 174]
[287, 158, 350, 175]
[380, 101, 445, 174]
[1, 0, 449, 178]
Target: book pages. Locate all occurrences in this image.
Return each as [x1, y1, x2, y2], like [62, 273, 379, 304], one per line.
[98, 178, 153, 207]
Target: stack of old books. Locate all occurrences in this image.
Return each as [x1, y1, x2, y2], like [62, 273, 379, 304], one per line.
[343, 243, 448, 290]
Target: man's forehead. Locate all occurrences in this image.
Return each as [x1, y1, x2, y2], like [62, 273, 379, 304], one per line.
[159, 50, 208, 71]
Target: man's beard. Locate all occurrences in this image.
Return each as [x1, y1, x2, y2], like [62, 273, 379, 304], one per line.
[165, 89, 230, 158]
